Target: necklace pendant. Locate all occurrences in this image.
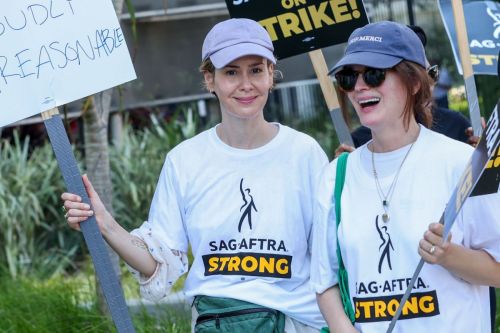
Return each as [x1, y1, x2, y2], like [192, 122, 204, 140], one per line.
[383, 200, 388, 207]
[382, 213, 389, 223]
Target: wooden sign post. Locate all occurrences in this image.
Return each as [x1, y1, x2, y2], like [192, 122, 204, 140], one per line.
[309, 49, 353, 145]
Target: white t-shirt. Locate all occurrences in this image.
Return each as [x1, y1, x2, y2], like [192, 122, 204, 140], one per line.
[311, 126, 500, 333]
[132, 123, 328, 329]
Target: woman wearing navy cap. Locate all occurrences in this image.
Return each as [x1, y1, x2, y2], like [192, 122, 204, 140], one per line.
[311, 21, 500, 332]
[62, 18, 327, 332]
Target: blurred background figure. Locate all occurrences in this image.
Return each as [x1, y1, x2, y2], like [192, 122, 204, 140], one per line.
[432, 66, 452, 109]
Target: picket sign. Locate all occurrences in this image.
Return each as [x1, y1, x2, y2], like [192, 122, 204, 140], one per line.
[450, 0, 483, 136]
[0, 0, 137, 331]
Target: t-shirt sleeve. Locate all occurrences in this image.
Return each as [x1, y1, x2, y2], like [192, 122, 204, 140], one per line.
[457, 190, 500, 261]
[128, 155, 190, 300]
[143, 155, 189, 252]
[310, 161, 340, 294]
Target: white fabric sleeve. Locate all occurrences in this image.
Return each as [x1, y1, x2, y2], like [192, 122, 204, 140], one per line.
[458, 190, 500, 261]
[311, 161, 340, 294]
[128, 226, 188, 301]
[127, 155, 190, 301]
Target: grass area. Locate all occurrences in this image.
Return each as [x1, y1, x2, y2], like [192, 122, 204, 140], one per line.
[0, 275, 190, 332]
[0, 277, 114, 333]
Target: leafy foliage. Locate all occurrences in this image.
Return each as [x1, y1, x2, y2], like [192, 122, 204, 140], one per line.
[0, 110, 196, 279]
[111, 110, 197, 231]
[0, 133, 81, 279]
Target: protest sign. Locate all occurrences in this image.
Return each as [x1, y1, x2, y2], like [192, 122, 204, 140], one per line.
[226, 0, 368, 59]
[0, 1, 138, 331]
[0, 0, 136, 128]
[439, 0, 499, 76]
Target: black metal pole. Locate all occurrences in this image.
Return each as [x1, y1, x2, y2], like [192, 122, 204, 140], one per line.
[407, 0, 415, 25]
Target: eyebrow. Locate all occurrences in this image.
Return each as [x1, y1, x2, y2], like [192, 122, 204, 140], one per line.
[225, 62, 266, 69]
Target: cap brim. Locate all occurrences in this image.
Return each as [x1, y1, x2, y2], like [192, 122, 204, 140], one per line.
[328, 51, 403, 75]
[210, 42, 276, 69]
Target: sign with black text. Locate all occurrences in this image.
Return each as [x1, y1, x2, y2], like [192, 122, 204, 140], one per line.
[0, 0, 136, 127]
[225, 0, 369, 59]
[438, 0, 499, 76]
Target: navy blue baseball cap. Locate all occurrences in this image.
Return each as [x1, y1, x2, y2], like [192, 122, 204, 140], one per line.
[328, 21, 426, 75]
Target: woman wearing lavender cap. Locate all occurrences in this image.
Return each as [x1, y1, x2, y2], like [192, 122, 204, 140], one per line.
[311, 21, 500, 332]
[62, 18, 327, 332]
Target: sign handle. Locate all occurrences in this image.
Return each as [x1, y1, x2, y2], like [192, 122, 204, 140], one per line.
[451, 0, 483, 136]
[42, 108, 136, 333]
[308, 50, 354, 147]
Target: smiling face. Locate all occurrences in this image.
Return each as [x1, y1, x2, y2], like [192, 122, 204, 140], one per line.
[345, 65, 410, 132]
[203, 55, 274, 122]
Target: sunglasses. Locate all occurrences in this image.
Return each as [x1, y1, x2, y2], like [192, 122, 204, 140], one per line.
[335, 64, 441, 91]
[427, 64, 439, 83]
[334, 67, 387, 92]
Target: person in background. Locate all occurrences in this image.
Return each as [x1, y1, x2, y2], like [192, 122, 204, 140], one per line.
[432, 65, 452, 109]
[312, 21, 500, 333]
[62, 18, 327, 333]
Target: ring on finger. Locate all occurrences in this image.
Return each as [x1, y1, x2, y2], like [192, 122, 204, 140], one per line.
[64, 212, 69, 219]
[62, 206, 67, 213]
[429, 245, 436, 255]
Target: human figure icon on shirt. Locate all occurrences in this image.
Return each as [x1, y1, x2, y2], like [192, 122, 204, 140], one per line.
[238, 178, 258, 232]
[376, 215, 394, 273]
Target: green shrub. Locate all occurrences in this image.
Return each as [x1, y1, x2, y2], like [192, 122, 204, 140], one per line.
[0, 111, 196, 278]
[0, 133, 81, 279]
[111, 111, 197, 231]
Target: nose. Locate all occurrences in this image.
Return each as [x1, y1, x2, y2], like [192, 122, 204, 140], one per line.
[353, 72, 369, 91]
[239, 72, 253, 91]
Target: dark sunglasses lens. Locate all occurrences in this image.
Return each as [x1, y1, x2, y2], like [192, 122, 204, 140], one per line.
[363, 68, 386, 88]
[335, 71, 357, 91]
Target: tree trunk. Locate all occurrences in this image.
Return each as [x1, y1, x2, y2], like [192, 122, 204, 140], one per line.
[82, 0, 125, 316]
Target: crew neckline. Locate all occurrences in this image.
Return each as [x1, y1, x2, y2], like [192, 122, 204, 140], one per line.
[210, 123, 285, 156]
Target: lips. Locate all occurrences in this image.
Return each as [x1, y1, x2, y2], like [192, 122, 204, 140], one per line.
[235, 96, 257, 104]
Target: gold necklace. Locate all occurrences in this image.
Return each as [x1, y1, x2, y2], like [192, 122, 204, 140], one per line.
[371, 141, 415, 223]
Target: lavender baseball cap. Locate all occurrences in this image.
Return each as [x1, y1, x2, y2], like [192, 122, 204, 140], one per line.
[202, 18, 276, 69]
[328, 21, 426, 75]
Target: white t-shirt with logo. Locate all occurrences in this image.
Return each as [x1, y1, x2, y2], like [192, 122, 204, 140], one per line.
[311, 126, 500, 332]
[131, 124, 328, 329]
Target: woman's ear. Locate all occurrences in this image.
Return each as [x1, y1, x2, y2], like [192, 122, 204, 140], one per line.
[412, 80, 421, 95]
[268, 63, 275, 88]
[203, 71, 215, 93]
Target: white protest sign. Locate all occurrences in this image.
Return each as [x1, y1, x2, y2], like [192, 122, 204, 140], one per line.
[0, 0, 137, 127]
